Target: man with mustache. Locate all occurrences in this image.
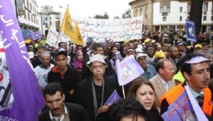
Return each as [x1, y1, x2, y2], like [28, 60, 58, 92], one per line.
[161, 53, 213, 120]
[39, 82, 90, 121]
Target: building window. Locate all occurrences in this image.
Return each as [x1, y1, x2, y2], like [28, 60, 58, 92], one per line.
[187, 3, 191, 13]
[27, 0, 29, 8]
[203, 3, 208, 12]
[180, 16, 182, 21]
[28, 12, 30, 21]
[163, 17, 166, 21]
[135, 9, 137, 16]
[162, 4, 168, 13]
[140, 8, 142, 16]
[180, 7, 183, 12]
[187, 16, 190, 20]
[30, 3, 32, 11]
[203, 16, 207, 21]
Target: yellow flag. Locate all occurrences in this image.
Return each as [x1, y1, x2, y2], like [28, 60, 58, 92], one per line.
[61, 5, 76, 44]
[74, 22, 84, 45]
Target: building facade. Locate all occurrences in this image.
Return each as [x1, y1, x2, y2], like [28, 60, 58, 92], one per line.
[129, 0, 213, 32]
[13, 0, 40, 30]
[39, 5, 61, 35]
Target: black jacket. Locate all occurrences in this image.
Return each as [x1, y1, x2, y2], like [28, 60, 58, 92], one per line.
[75, 76, 119, 121]
[47, 66, 80, 103]
[38, 103, 90, 121]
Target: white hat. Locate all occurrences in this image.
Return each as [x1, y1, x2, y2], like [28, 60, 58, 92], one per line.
[185, 56, 209, 64]
[135, 48, 143, 53]
[136, 53, 147, 59]
[137, 45, 143, 49]
[28, 52, 34, 59]
[86, 54, 107, 67]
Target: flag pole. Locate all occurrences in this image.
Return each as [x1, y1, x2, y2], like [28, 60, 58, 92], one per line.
[54, 4, 69, 48]
[122, 86, 126, 98]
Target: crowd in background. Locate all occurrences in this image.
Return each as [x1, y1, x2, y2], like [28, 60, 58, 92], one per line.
[25, 29, 213, 121]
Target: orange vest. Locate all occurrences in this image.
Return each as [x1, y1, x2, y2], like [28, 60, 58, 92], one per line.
[160, 84, 213, 116]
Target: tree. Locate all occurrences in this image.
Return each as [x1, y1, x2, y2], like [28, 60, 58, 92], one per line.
[94, 12, 109, 19]
[122, 9, 131, 18]
[189, 0, 204, 36]
[113, 16, 120, 19]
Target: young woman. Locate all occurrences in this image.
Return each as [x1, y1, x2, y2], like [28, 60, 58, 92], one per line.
[71, 50, 84, 78]
[128, 77, 163, 121]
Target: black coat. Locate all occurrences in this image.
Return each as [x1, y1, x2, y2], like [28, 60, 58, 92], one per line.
[47, 66, 80, 103]
[75, 76, 119, 121]
[38, 103, 90, 121]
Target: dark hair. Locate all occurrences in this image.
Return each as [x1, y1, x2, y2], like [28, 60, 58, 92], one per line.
[37, 45, 46, 50]
[181, 53, 204, 75]
[109, 98, 147, 121]
[58, 42, 67, 48]
[43, 82, 64, 97]
[128, 77, 155, 98]
[108, 45, 119, 60]
[155, 58, 171, 72]
[92, 43, 103, 51]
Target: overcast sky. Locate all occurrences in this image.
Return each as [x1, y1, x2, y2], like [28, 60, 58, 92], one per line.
[36, 0, 132, 19]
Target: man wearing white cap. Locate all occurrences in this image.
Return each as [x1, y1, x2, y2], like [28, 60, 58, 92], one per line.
[136, 53, 157, 80]
[161, 53, 213, 120]
[75, 54, 119, 121]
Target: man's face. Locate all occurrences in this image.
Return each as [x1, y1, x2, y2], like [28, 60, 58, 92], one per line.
[160, 61, 175, 81]
[147, 48, 154, 56]
[128, 43, 134, 49]
[170, 47, 179, 58]
[60, 43, 67, 50]
[41, 56, 50, 67]
[203, 45, 209, 51]
[37, 48, 44, 58]
[162, 43, 170, 52]
[178, 45, 185, 51]
[137, 56, 147, 70]
[90, 61, 105, 81]
[55, 54, 67, 70]
[94, 47, 104, 55]
[185, 62, 210, 92]
[45, 91, 65, 117]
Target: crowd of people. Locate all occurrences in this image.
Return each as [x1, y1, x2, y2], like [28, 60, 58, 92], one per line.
[25, 29, 213, 121]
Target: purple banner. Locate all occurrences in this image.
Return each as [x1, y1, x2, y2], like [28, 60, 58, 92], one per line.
[162, 91, 198, 121]
[0, 1, 45, 121]
[31, 30, 42, 41]
[105, 90, 121, 106]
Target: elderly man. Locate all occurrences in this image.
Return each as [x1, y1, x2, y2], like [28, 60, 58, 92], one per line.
[136, 53, 157, 80]
[75, 54, 119, 121]
[150, 59, 176, 108]
[160, 53, 213, 120]
[34, 51, 54, 89]
[39, 82, 90, 121]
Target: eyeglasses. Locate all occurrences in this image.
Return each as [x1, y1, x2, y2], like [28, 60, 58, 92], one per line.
[91, 65, 105, 70]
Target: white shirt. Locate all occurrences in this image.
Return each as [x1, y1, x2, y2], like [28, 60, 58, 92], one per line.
[186, 82, 204, 101]
[158, 74, 169, 91]
[49, 104, 68, 121]
[34, 64, 54, 88]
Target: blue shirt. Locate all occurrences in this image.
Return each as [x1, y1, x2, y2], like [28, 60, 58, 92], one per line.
[140, 64, 157, 80]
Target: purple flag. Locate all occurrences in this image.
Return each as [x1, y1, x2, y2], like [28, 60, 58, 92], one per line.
[0, 1, 45, 121]
[117, 55, 144, 86]
[161, 90, 205, 121]
[31, 30, 42, 41]
[105, 90, 121, 106]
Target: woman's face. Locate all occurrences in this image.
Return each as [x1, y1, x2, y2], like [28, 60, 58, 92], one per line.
[111, 47, 118, 55]
[135, 84, 155, 111]
[77, 52, 83, 60]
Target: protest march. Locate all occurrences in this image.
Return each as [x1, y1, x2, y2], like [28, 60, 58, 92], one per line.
[0, 0, 213, 121]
